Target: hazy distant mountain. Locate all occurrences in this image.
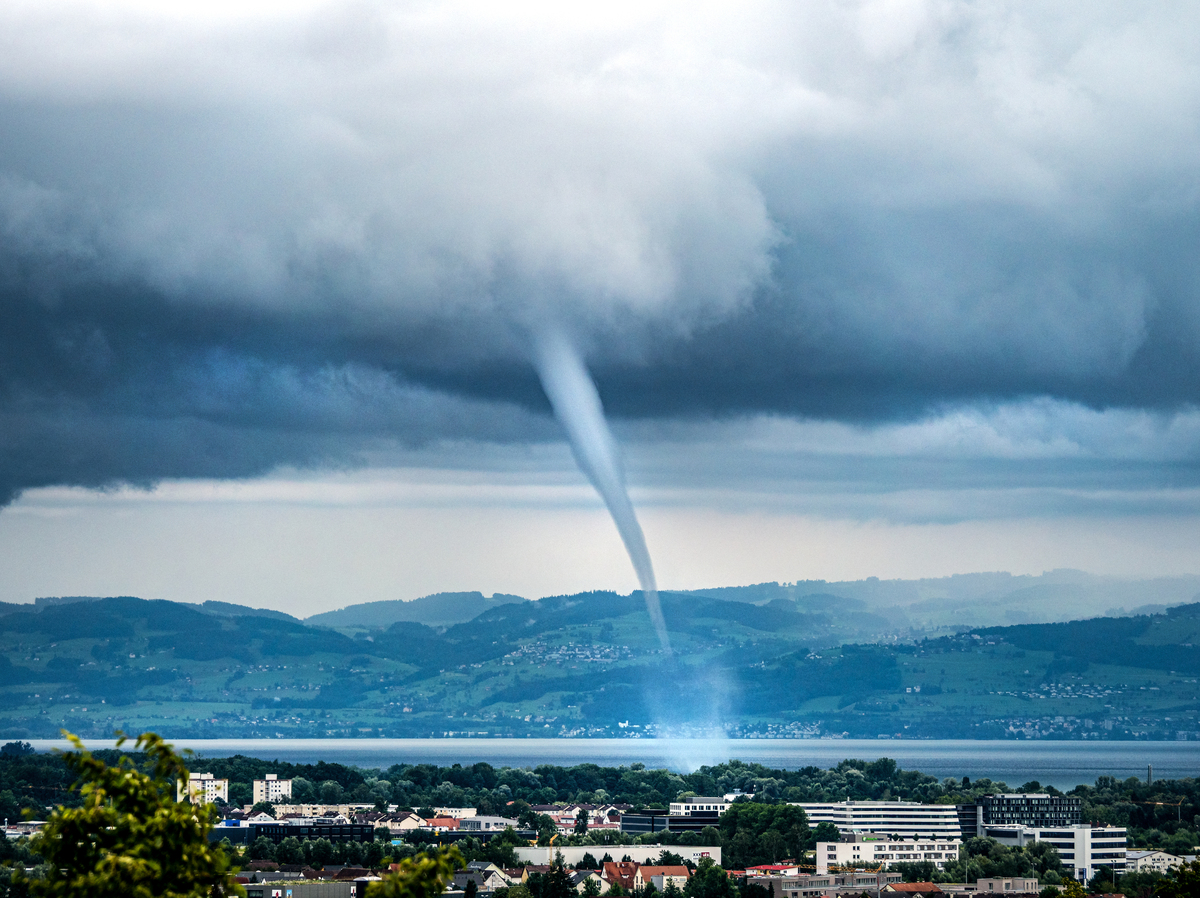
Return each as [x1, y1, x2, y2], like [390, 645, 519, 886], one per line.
[680, 571, 1200, 631]
[304, 591, 527, 630]
[192, 601, 303, 623]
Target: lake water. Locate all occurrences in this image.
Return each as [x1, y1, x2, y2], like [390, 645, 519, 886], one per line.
[26, 738, 1200, 789]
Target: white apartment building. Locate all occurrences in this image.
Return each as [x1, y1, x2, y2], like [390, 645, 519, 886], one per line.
[981, 824, 1127, 883]
[816, 833, 961, 874]
[434, 807, 478, 819]
[252, 774, 292, 805]
[177, 772, 229, 805]
[796, 800, 963, 839]
[670, 796, 732, 816]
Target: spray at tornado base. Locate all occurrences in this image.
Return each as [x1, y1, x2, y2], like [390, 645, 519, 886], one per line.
[532, 330, 672, 655]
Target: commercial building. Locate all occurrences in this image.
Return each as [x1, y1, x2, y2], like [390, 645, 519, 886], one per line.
[751, 871, 903, 898]
[248, 819, 376, 845]
[669, 796, 732, 816]
[178, 772, 229, 805]
[816, 833, 962, 874]
[980, 824, 1127, 882]
[796, 801, 963, 839]
[253, 774, 293, 806]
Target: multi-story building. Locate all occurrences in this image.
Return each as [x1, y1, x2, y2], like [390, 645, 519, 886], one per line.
[752, 871, 903, 898]
[177, 772, 228, 805]
[816, 833, 962, 874]
[796, 801, 963, 839]
[669, 796, 732, 816]
[252, 774, 292, 806]
[248, 818, 375, 845]
[980, 824, 1127, 883]
[979, 795, 1081, 830]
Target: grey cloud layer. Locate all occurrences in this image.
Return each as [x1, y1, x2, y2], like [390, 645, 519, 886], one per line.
[2, 1, 1200, 503]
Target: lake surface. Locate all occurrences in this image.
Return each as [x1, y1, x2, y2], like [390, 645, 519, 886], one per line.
[27, 738, 1200, 789]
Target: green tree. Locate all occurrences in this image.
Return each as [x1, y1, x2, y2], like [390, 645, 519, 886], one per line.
[683, 858, 737, 898]
[1060, 880, 1085, 898]
[583, 878, 602, 897]
[29, 731, 241, 898]
[367, 846, 463, 898]
[465, 879, 478, 898]
[1156, 861, 1200, 898]
[249, 836, 276, 861]
[576, 812, 590, 836]
[249, 802, 276, 818]
[276, 836, 304, 865]
[811, 823, 840, 845]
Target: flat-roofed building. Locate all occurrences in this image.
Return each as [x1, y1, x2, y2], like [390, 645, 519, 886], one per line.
[816, 833, 961, 874]
[669, 797, 732, 816]
[178, 772, 229, 805]
[253, 774, 293, 805]
[795, 800, 962, 839]
[1127, 849, 1186, 873]
[981, 824, 1126, 883]
[978, 794, 1081, 830]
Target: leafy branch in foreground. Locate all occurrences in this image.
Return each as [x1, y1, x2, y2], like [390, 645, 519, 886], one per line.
[30, 731, 241, 898]
[367, 845, 464, 898]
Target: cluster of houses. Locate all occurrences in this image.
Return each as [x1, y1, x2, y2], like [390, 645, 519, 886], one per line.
[182, 775, 1141, 897]
[238, 854, 694, 898]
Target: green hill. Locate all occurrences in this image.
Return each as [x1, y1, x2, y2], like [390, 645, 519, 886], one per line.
[2, 584, 1200, 740]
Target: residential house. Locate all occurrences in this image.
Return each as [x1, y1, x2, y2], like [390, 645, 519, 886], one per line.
[423, 816, 462, 833]
[635, 866, 689, 891]
[460, 815, 519, 833]
[1127, 850, 1185, 873]
[570, 871, 604, 894]
[602, 862, 639, 891]
[882, 884, 943, 896]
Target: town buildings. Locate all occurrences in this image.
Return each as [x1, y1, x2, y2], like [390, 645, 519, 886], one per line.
[958, 794, 1082, 837]
[253, 774, 293, 806]
[816, 833, 962, 874]
[796, 801, 963, 839]
[178, 772, 229, 804]
[669, 796, 732, 816]
[979, 824, 1127, 882]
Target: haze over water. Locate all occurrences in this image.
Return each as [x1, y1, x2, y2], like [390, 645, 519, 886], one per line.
[30, 738, 1200, 791]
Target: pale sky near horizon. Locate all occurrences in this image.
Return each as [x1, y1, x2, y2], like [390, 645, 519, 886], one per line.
[4, 2, 1200, 614]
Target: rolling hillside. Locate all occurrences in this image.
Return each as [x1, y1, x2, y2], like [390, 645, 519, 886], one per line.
[2, 583, 1200, 740]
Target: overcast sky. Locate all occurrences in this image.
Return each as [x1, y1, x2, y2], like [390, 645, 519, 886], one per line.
[3, 1, 1200, 614]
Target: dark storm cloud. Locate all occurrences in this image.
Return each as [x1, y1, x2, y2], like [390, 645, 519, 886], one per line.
[3, 1, 1200, 504]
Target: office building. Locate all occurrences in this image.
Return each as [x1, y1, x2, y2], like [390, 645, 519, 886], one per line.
[795, 801, 963, 838]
